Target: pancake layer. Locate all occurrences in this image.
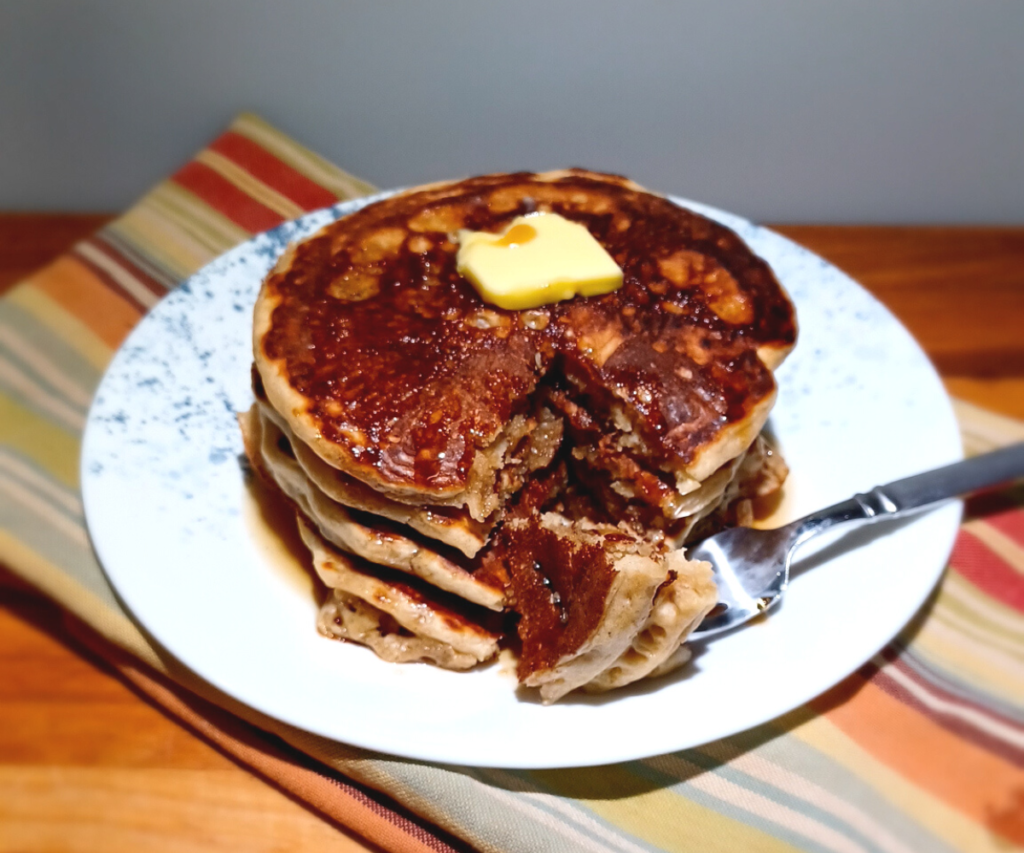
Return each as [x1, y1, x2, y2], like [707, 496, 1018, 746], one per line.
[254, 170, 795, 512]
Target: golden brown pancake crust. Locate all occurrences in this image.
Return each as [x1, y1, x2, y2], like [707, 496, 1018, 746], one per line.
[257, 169, 796, 497]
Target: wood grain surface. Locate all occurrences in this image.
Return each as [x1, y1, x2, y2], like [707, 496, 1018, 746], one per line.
[1, 215, 1022, 852]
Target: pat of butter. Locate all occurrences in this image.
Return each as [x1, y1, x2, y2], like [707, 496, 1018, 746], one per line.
[456, 212, 623, 310]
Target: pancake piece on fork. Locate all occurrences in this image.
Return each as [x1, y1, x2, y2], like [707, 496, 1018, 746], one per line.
[243, 169, 797, 699]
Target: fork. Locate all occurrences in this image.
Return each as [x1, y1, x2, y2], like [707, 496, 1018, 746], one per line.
[688, 442, 1024, 639]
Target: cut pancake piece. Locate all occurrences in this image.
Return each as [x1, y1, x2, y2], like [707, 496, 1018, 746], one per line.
[570, 441, 746, 530]
[545, 386, 744, 536]
[584, 555, 716, 692]
[496, 512, 674, 703]
[299, 518, 501, 667]
[239, 404, 506, 610]
[553, 305, 782, 488]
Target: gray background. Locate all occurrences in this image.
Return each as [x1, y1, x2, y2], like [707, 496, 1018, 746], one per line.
[2, 1, 1022, 222]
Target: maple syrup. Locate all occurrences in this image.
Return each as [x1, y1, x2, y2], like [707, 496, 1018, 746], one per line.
[241, 472, 320, 600]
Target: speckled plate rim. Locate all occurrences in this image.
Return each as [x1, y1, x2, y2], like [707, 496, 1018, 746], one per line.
[80, 191, 962, 769]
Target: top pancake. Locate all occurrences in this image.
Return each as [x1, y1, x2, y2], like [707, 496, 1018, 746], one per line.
[254, 169, 796, 505]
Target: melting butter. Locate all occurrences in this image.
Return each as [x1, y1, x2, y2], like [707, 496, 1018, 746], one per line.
[456, 212, 623, 310]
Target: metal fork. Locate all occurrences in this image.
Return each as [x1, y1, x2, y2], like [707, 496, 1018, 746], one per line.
[688, 442, 1024, 639]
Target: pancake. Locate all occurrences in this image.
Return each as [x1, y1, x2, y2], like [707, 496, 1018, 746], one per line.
[299, 519, 502, 668]
[318, 591, 484, 671]
[584, 560, 717, 692]
[239, 404, 507, 610]
[253, 169, 796, 516]
[243, 396, 726, 696]
[246, 169, 796, 701]
[252, 369, 500, 556]
[492, 511, 715, 703]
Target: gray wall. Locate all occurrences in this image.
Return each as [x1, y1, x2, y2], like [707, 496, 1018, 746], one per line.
[2, 1, 1022, 223]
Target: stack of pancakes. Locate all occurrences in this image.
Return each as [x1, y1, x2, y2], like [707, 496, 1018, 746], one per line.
[239, 170, 797, 702]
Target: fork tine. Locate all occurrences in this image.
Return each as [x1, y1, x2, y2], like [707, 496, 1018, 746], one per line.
[684, 524, 798, 639]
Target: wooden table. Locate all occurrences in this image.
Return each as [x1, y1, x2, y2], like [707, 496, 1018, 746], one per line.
[2, 215, 1023, 852]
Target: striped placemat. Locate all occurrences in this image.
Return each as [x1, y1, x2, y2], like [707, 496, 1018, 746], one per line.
[1, 113, 1021, 853]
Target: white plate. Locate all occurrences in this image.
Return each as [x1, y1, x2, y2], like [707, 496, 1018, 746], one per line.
[81, 193, 962, 769]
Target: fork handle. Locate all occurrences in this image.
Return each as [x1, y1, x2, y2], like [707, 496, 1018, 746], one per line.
[796, 442, 1024, 537]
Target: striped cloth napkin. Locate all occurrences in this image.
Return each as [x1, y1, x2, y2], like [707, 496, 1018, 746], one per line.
[2, 113, 1022, 853]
